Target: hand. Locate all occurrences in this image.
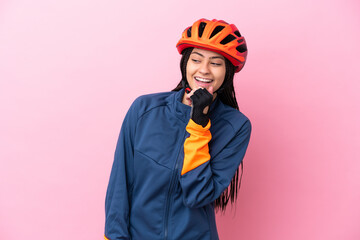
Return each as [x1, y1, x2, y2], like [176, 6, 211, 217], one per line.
[189, 87, 214, 127]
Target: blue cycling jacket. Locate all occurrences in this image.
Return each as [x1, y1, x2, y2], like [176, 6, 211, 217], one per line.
[105, 89, 251, 240]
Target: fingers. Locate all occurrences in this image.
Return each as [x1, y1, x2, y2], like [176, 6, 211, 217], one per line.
[190, 88, 213, 107]
[194, 88, 212, 100]
[186, 87, 213, 109]
[187, 87, 213, 98]
[190, 90, 200, 102]
[186, 90, 194, 99]
[189, 87, 213, 126]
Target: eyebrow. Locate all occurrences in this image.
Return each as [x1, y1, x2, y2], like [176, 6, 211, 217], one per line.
[191, 51, 225, 60]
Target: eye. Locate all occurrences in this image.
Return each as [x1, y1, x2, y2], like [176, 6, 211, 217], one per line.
[191, 59, 200, 63]
[211, 62, 222, 66]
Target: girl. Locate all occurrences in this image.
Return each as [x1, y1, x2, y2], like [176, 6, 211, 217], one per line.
[105, 18, 251, 240]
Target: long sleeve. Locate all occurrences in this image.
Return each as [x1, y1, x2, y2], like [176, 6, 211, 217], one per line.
[180, 118, 251, 208]
[104, 101, 138, 240]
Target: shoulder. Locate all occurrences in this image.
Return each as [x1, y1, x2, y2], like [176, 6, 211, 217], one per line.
[213, 101, 252, 135]
[129, 91, 174, 117]
[209, 102, 251, 154]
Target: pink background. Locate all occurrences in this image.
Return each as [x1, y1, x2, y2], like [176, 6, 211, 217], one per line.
[1, 0, 359, 239]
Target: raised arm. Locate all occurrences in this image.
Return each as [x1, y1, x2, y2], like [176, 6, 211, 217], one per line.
[180, 117, 251, 208]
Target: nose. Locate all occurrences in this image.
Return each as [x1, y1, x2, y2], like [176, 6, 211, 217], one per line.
[199, 61, 210, 75]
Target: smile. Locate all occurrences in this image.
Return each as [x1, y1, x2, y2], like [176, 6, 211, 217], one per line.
[195, 77, 213, 83]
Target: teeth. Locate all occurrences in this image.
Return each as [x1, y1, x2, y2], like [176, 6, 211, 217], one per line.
[195, 77, 212, 83]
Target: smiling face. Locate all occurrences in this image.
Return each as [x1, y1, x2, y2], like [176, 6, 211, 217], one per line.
[186, 48, 226, 93]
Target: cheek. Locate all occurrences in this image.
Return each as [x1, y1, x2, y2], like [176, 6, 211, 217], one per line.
[186, 64, 195, 81]
[215, 69, 226, 85]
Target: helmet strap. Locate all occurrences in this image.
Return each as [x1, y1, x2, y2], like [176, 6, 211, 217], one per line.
[181, 78, 192, 94]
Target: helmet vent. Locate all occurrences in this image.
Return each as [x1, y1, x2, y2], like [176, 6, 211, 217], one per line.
[187, 27, 192, 37]
[198, 22, 207, 38]
[236, 44, 247, 53]
[209, 26, 225, 39]
[234, 30, 241, 37]
[220, 34, 236, 45]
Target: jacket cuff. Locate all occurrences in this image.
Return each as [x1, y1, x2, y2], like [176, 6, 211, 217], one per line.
[181, 119, 212, 175]
[186, 118, 211, 132]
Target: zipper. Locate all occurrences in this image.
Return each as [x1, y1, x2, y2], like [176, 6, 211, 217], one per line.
[164, 129, 188, 240]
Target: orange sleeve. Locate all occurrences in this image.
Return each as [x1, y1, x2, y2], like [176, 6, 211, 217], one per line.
[181, 119, 212, 175]
[104, 235, 109, 240]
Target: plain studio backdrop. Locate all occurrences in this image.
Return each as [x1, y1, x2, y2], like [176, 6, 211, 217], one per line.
[0, 0, 359, 239]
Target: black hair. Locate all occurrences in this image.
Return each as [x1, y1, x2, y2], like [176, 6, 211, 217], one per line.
[172, 47, 244, 212]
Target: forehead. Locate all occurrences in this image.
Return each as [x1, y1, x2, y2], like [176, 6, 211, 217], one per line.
[191, 48, 224, 59]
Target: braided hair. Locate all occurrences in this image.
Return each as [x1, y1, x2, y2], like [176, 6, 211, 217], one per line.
[172, 47, 244, 212]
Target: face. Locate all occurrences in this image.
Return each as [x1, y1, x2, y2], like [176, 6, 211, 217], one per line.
[186, 48, 226, 93]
